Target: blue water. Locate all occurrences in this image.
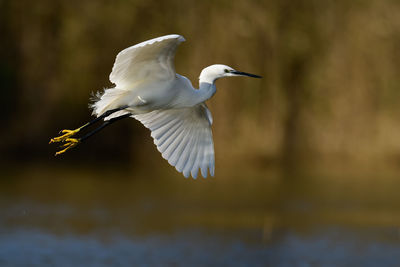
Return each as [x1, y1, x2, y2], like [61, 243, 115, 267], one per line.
[0, 227, 399, 266]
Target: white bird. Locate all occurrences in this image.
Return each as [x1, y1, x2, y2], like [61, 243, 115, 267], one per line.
[49, 34, 261, 179]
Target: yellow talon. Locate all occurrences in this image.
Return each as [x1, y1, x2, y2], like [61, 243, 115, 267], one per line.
[50, 123, 89, 155]
[54, 138, 80, 156]
[49, 127, 83, 144]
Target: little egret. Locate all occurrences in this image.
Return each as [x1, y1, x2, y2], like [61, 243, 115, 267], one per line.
[49, 34, 261, 178]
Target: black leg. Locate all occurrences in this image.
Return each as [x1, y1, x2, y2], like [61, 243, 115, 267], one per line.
[80, 113, 131, 142]
[79, 105, 130, 132]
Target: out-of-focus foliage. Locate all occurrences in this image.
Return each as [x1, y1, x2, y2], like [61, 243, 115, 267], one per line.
[1, 0, 400, 170]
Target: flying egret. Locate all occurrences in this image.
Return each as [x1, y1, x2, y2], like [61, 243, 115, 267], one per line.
[49, 34, 261, 179]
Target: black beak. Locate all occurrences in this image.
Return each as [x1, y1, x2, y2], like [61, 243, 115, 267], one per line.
[231, 70, 262, 78]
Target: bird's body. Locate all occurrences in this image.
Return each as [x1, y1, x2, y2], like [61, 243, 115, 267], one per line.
[50, 34, 261, 179]
[93, 74, 212, 116]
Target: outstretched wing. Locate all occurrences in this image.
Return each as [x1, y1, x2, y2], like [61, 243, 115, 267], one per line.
[109, 34, 185, 88]
[133, 104, 215, 179]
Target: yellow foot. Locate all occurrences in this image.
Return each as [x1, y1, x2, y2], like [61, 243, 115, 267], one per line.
[49, 128, 81, 144]
[55, 138, 80, 156]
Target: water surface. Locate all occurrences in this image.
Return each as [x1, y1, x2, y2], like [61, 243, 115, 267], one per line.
[1, 164, 399, 266]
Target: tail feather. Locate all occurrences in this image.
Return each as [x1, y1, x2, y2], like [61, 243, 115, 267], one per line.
[90, 88, 131, 120]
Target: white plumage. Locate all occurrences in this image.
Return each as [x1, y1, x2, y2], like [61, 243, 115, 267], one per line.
[133, 104, 214, 178]
[52, 34, 261, 178]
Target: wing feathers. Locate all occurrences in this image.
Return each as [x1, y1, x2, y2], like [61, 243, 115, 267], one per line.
[201, 128, 211, 178]
[153, 118, 183, 147]
[160, 121, 185, 158]
[110, 34, 185, 88]
[168, 122, 192, 167]
[194, 127, 206, 179]
[175, 123, 195, 173]
[185, 128, 201, 178]
[133, 105, 214, 179]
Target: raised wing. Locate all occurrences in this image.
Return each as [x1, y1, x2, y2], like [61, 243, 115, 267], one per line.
[109, 34, 185, 88]
[133, 104, 214, 179]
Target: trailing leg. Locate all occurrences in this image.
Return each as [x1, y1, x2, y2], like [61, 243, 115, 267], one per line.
[49, 106, 128, 144]
[50, 107, 130, 156]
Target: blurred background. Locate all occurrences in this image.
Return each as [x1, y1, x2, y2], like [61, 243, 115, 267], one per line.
[1, 0, 400, 265]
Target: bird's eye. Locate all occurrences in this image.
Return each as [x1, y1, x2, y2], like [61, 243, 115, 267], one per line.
[224, 69, 229, 73]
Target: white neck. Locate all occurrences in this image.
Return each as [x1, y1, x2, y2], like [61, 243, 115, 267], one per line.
[193, 82, 216, 104]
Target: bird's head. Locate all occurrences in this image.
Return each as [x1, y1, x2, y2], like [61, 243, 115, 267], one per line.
[199, 64, 261, 84]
